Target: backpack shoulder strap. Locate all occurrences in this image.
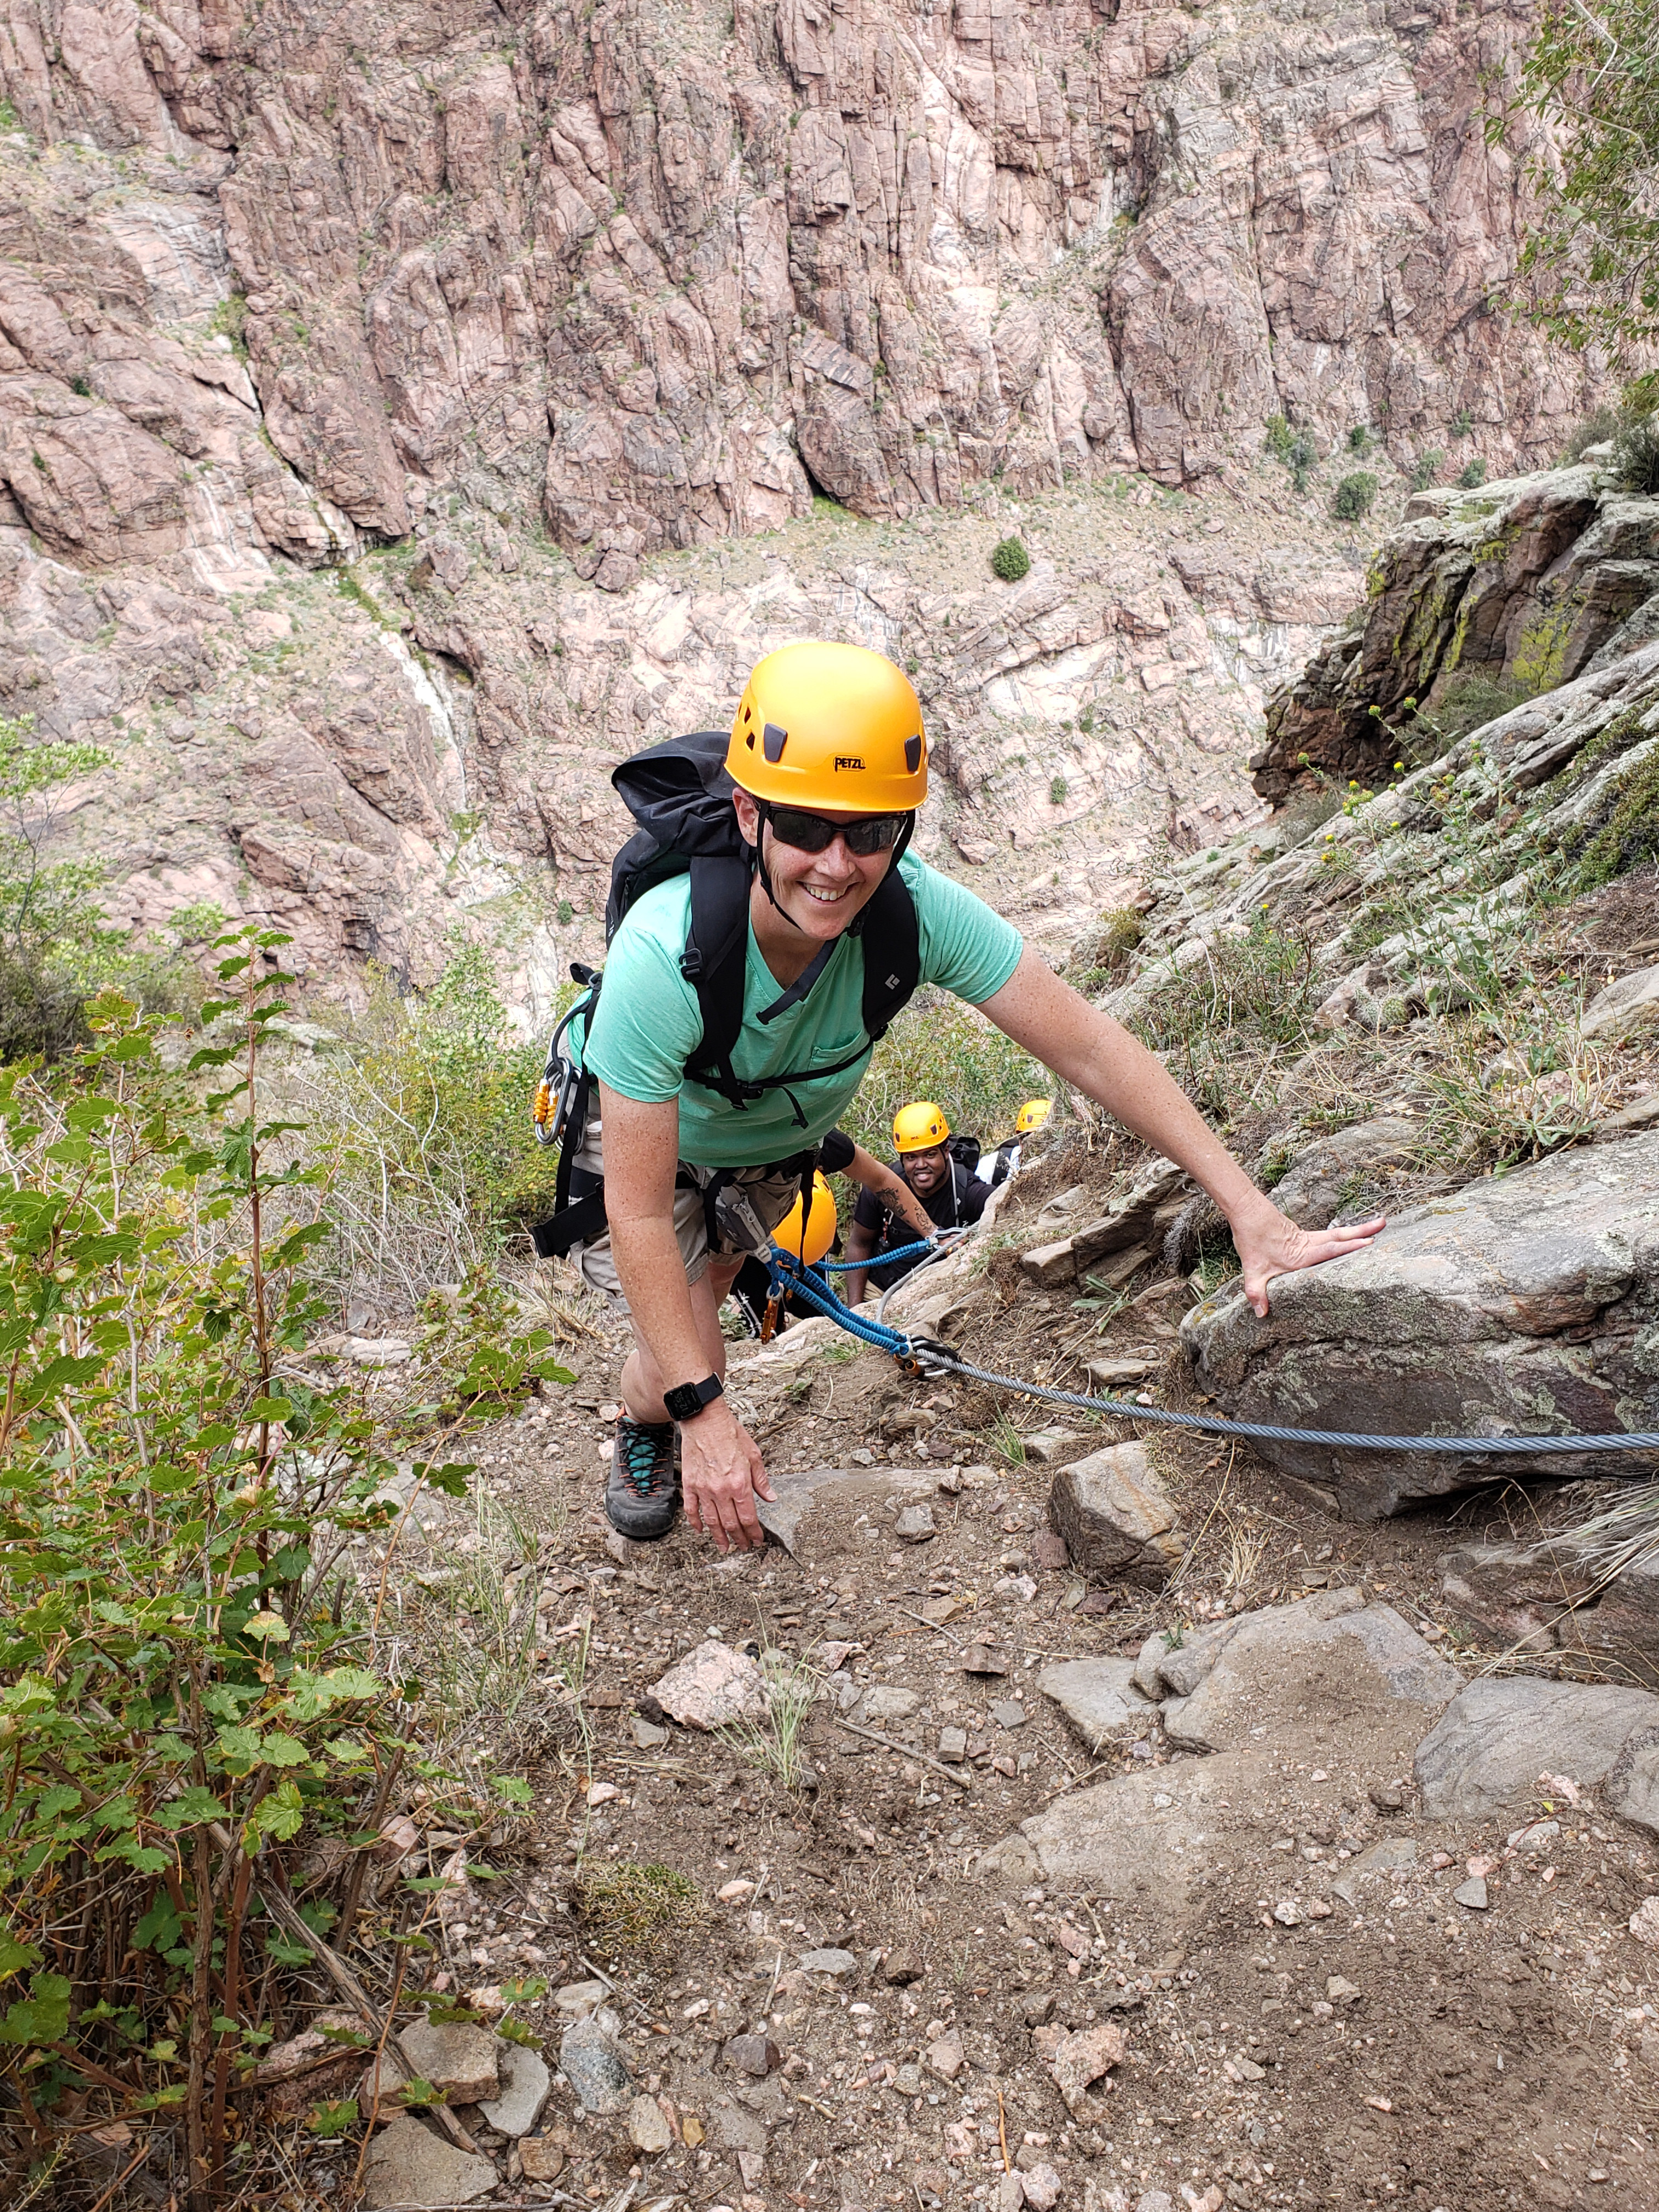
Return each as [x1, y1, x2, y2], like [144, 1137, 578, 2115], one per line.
[681, 851, 755, 1103]
[855, 867, 921, 1042]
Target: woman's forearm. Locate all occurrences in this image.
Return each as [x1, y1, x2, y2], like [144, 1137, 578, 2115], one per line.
[980, 953, 1264, 1224]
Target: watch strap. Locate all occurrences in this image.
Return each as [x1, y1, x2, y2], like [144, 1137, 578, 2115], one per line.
[663, 1373, 724, 1423]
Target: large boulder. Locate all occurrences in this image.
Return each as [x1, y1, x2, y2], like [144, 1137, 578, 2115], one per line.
[1439, 1539, 1659, 1661]
[1132, 1587, 1460, 1754]
[1413, 1678, 1659, 1818]
[1182, 1130, 1659, 1517]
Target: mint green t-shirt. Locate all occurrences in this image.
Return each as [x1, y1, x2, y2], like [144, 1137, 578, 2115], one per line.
[579, 854, 1024, 1167]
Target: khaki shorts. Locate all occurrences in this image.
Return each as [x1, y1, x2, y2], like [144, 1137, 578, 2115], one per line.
[567, 1112, 812, 1312]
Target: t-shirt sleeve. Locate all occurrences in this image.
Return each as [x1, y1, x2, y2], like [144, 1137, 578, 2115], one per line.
[819, 1127, 856, 1175]
[900, 855, 1024, 1003]
[581, 893, 704, 1104]
[851, 1184, 888, 1233]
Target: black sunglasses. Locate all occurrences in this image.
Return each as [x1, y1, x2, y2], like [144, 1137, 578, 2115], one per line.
[759, 802, 909, 857]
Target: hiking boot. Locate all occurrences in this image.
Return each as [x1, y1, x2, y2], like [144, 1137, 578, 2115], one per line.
[606, 1414, 680, 1540]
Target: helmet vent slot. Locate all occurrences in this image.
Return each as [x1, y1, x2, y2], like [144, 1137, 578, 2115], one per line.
[905, 735, 922, 774]
[763, 722, 789, 763]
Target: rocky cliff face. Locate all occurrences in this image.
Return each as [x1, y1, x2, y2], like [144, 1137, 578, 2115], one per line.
[1257, 460, 1659, 798]
[0, 0, 1606, 1012]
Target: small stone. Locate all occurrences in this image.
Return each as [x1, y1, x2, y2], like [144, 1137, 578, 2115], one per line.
[1020, 2163, 1063, 2210]
[558, 2015, 631, 2114]
[996, 2172, 1026, 2212]
[991, 1700, 1028, 1729]
[800, 1947, 859, 1977]
[962, 1643, 1010, 1676]
[397, 2019, 499, 2104]
[1224, 2056, 1265, 2084]
[865, 1686, 921, 1722]
[1629, 1896, 1659, 1949]
[479, 2042, 550, 2137]
[995, 1573, 1039, 1602]
[1022, 1989, 1057, 2027]
[630, 1715, 670, 1748]
[1032, 1532, 1070, 1571]
[1452, 1876, 1489, 1911]
[894, 2061, 923, 2095]
[1048, 1441, 1184, 1587]
[924, 2029, 964, 2080]
[362, 2115, 497, 2209]
[737, 2147, 768, 2186]
[939, 1727, 968, 1761]
[628, 2092, 674, 2154]
[649, 1639, 770, 1730]
[1272, 1900, 1304, 1928]
[1084, 1357, 1153, 1388]
[1326, 1977, 1360, 2003]
[1045, 2021, 1126, 2115]
[518, 2131, 567, 2183]
[1024, 1429, 1088, 1464]
[724, 2033, 782, 2076]
[882, 1944, 924, 1985]
[1369, 1782, 1404, 1813]
[895, 1504, 937, 1544]
[554, 1979, 608, 2016]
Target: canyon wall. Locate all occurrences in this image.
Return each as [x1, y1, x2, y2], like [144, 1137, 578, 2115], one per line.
[0, 0, 1607, 1015]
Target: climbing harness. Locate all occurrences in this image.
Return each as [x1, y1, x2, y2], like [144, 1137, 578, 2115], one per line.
[760, 1245, 1659, 1460]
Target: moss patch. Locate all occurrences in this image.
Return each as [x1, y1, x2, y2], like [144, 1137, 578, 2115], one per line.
[1576, 740, 1659, 888]
[575, 1861, 703, 1960]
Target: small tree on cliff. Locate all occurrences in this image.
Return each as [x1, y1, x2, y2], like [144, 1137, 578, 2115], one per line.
[1508, 0, 1659, 354]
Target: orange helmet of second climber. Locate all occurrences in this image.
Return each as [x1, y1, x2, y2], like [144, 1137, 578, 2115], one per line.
[1015, 1098, 1053, 1136]
[726, 642, 928, 812]
[893, 1101, 949, 1153]
[775, 1171, 838, 1265]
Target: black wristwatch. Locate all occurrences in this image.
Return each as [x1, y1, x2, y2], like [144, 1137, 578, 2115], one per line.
[663, 1374, 725, 1424]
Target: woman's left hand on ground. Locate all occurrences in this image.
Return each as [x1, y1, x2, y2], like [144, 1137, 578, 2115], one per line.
[1228, 1197, 1385, 1319]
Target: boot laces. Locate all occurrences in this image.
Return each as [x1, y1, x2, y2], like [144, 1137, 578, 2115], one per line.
[618, 1418, 673, 1498]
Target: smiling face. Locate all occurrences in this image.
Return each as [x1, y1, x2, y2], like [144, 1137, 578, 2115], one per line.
[901, 1143, 950, 1195]
[731, 788, 895, 945]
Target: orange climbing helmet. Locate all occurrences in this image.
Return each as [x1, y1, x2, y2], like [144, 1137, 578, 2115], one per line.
[727, 642, 928, 812]
[893, 1101, 949, 1153]
[775, 1171, 838, 1265]
[1015, 1098, 1053, 1136]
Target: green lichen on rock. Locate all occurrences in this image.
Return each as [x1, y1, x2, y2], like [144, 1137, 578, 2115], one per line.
[1510, 601, 1576, 695]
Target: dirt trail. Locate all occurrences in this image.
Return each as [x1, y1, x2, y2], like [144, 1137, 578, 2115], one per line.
[362, 1153, 1659, 2212]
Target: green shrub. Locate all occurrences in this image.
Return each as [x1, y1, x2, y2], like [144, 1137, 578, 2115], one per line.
[0, 936, 569, 2199]
[1575, 741, 1659, 887]
[1610, 410, 1659, 494]
[1560, 404, 1622, 464]
[1421, 668, 1534, 743]
[990, 536, 1031, 582]
[300, 949, 567, 1308]
[1132, 910, 1321, 1117]
[1347, 425, 1375, 455]
[1409, 449, 1444, 492]
[1333, 471, 1378, 521]
[1265, 415, 1296, 462]
[1450, 407, 1474, 438]
[1049, 774, 1068, 805]
[1458, 458, 1487, 489]
[838, 988, 1049, 1155]
[1065, 906, 1143, 993]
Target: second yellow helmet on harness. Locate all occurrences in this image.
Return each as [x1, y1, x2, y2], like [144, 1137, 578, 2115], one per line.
[727, 642, 928, 812]
[775, 1171, 838, 1265]
[1015, 1097, 1053, 1136]
[893, 1101, 949, 1153]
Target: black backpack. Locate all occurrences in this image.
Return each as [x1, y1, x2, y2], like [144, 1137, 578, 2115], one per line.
[528, 729, 921, 1259]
